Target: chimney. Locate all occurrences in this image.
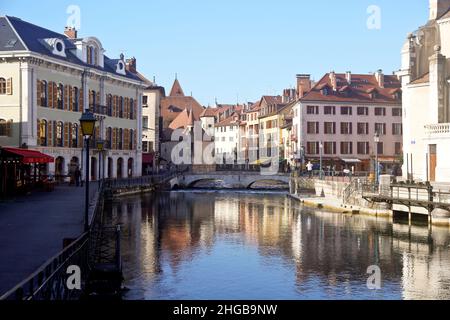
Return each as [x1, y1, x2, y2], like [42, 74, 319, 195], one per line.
[429, 0, 450, 20]
[375, 69, 385, 88]
[346, 71, 352, 85]
[64, 26, 77, 39]
[126, 57, 137, 73]
[296, 74, 311, 99]
[329, 71, 337, 91]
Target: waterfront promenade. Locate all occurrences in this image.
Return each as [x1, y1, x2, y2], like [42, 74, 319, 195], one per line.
[0, 183, 97, 296]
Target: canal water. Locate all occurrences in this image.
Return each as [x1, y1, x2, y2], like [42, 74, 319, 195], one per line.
[104, 191, 450, 300]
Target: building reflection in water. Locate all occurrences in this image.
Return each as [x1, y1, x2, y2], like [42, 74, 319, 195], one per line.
[104, 191, 450, 300]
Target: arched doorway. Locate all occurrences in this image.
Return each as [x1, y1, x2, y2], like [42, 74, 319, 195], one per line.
[108, 157, 113, 179]
[91, 157, 97, 181]
[117, 158, 123, 178]
[128, 158, 134, 177]
[55, 157, 65, 182]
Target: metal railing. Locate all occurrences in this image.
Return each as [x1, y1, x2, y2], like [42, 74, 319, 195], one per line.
[0, 182, 116, 301]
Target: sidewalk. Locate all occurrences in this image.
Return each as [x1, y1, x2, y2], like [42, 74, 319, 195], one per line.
[0, 183, 98, 296]
[288, 193, 392, 218]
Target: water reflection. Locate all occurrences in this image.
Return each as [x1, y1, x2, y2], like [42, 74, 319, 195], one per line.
[103, 191, 450, 300]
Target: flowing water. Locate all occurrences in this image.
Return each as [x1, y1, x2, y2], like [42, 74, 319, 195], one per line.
[103, 191, 450, 300]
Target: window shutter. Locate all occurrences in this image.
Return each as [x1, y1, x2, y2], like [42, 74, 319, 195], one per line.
[96, 92, 100, 107]
[68, 86, 73, 111]
[64, 85, 68, 110]
[48, 120, 53, 146]
[78, 125, 83, 148]
[112, 128, 117, 150]
[63, 122, 69, 147]
[48, 82, 53, 108]
[6, 78, 12, 95]
[37, 80, 41, 106]
[79, 87, 84, 111]
[113, 96, 117, 117]
[134, 100, 137, 120]
[37, 119, 41, 145]
[124, 129, 129, 150]
[133, 130, 137, 151]
[6, 120, 12, 137]
[53, 83, 57, 108]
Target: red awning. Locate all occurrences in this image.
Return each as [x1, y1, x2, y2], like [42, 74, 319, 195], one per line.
[1, 148, 54, 164]
[142, 153, 154, 164]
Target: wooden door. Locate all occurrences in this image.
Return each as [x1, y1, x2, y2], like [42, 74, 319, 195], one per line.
[429, 145, 437, 182]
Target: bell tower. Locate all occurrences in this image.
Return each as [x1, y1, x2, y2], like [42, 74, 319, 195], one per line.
[429, 0, 450, 20]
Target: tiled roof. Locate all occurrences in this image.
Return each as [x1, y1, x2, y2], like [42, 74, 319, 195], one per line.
[215, 116, 240, 128]
[301, 72, 401, 105]
[169, 79, 185, 97]
[262, 95, 283, 105]
[200, 107, 217, 118]
[410, 73, 430, 85]
[1, 16, 141, 82]
[161, 96, 204, 123]
[169, 109, 193, 130]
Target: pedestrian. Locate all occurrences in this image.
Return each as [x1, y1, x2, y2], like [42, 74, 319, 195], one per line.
[306, 161, 314, 178]
[75, 167, 81, 187]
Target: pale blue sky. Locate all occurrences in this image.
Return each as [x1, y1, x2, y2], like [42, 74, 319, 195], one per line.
[2, 0, 428, 105]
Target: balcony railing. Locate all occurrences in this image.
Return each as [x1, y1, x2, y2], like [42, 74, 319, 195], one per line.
[89, 104, 111, 117]
[425, 123, 450, 136]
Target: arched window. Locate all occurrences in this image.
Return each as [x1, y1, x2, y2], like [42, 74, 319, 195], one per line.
[0, 119, 6, 136]
[39, 120, 48, 146]
[56, 121, 63, 147]
[57, 84, 64, 109]
[0, 78, 6, 94]
[107, 127, 112, 149]
[73, 87, 79, 112]
[119, 97, 124, 118]
[129, 129, 134, 150]
[71, 124, 78, 147]
[118, 128, 123, 150]
[107, 94, 113, 116]
[129, 98, 134, 119]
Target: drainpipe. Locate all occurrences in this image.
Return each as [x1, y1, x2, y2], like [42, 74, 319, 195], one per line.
[19, 59, 23, 147]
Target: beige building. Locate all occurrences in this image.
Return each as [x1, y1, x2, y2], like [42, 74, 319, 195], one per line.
[0, 16, 146, 180]
[294, 71, 403, 173]
[399, 0, 450, 182]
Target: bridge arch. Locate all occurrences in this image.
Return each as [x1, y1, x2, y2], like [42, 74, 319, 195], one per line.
[188, 178, 226, 188]
[247, 178, 290, 190]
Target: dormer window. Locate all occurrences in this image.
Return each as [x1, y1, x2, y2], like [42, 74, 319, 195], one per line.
[43, 38, 66, 57]
[116, 61, 126, 75]
[321, 88, 329, 96]
[86, 45, 98, 66]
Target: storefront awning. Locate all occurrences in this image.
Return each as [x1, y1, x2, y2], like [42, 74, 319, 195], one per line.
[142, 153, 154, 164]
[341, 158, 362, 164]
[1, 148, 54, 164]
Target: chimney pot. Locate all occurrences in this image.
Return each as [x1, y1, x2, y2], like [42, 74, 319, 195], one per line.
[64, 26, 77, 39]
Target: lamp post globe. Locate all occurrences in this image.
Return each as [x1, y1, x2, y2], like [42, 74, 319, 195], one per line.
[79, 111, 97, 232]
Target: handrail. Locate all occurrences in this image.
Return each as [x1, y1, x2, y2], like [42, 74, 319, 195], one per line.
[1, 183, 105, 301]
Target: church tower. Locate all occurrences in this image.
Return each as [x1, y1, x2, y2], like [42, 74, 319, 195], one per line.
[429, 0, 450, 20]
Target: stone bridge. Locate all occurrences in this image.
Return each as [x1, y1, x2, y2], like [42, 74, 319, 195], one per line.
[169, 172, 291, 190]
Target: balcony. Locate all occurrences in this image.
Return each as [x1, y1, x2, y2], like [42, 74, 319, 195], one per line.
[424, 123, 450, 139]
[89, 104, 111, 117]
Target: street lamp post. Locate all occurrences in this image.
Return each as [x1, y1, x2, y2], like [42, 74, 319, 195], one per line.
[374, 132, 380, 185]
[79, 111, 97, 233]
[319, 142, 324, 180]
[96, 140, 105, 188]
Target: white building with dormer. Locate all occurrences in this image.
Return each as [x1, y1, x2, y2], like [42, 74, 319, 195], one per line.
[399, 0, 450, 183]
[0, 16, 146, 181]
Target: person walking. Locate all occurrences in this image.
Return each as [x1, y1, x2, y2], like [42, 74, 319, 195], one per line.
[75, 167, 81, 187]
[306, 161, 314, 178]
